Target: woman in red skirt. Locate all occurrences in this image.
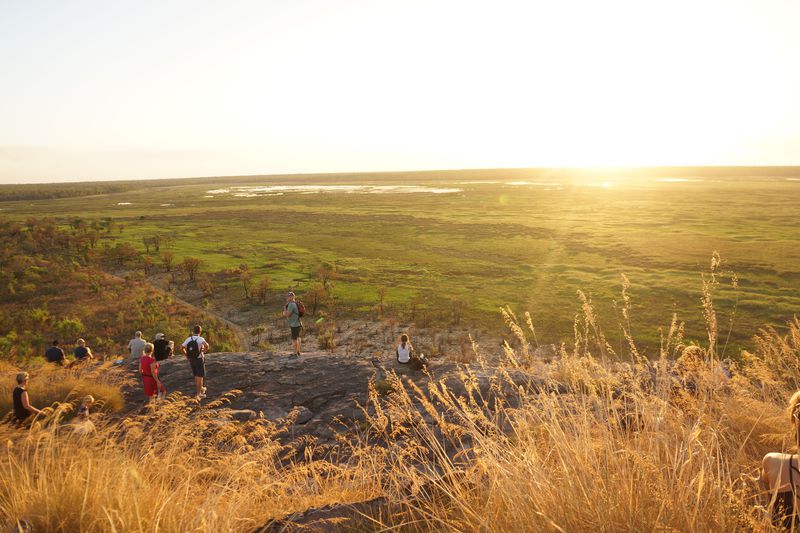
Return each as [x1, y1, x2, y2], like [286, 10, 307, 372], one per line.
[140, 342, 166, 401]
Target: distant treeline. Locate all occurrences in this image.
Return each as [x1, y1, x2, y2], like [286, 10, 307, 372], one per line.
[0, 182, 138, 202]
[0, 176, 225, 202]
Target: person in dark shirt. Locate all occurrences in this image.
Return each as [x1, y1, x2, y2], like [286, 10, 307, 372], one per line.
[152, 333, 173, 362]
[45, 340, 66, 365]
[13, 372, 42, 424]
[73, 338, 93, 361]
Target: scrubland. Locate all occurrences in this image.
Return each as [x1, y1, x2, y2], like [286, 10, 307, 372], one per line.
[2, 168, 798, 354]
[1, 281, 798, 531]
[1, 169, 799, 530]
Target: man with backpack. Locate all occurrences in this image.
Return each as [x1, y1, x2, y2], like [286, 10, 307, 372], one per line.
[282, 292, 304, 357]
[181, 325, 210, 399]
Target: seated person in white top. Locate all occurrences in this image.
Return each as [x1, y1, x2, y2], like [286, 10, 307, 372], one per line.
[396, 334, 414, 364]
[762, 391, 800, 529]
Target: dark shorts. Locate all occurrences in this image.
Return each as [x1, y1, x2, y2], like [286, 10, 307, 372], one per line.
[188, 356, 206, 378]
[290, 326, 303, 340]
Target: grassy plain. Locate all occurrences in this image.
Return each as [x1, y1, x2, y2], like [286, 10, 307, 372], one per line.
[1, 167, 798, 355]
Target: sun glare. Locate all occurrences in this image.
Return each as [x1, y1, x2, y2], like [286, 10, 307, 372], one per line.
[0, 1, 798, 181]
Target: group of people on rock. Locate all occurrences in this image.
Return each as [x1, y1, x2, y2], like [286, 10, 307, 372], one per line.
[13, 291, 423, 422]
[127, 326, 210, 401]
[44, 338, 94, 366]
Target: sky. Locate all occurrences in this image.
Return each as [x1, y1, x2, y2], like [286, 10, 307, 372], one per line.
[1, 0, 799, 183]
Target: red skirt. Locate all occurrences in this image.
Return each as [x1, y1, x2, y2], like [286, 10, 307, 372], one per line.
[142, 376, 166, 397]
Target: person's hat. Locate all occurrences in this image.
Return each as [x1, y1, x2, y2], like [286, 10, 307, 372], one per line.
[287, 291, 295, 297]
[155, 333, 165, 340]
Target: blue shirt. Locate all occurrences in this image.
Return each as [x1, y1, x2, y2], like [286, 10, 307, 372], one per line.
[74, 346, 89, 359]
[45, 346, 65, 363]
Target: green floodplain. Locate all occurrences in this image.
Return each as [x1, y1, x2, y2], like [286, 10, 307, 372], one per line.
[2, 167, 798, 356]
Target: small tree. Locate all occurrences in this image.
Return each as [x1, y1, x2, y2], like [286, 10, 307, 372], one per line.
[182, 257, 202, 282]
[256, 274, 271, 304]
[314, 262, 339, 290]
[86, 230, 100, 249]
[161, 251, 175, 272]
[114, 242, 138, 266]
[143, 255, 154, 275]
[304, 283, 328, 316]
[377, 285, 388, 314]
[240, 269, 253, 300]
[197, 276, 215, 297]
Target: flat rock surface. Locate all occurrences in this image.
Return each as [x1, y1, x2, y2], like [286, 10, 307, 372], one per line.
[122, 350, 543, 443]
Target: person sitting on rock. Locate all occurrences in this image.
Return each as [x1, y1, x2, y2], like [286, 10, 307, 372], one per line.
[153, 333, 172, 361]
[396, 334, 414, 364]
[12, 372, 43, 425]
[127, 330, 146, 359]
[396, 334, 427, 371]
[44, 340, 66, 366]
[762, 391, 800, 529]
[72, 395, 96, 435]
[140, 342, 166, 401]
[77, 395, 94, 419]
[72, 338, 93, 364]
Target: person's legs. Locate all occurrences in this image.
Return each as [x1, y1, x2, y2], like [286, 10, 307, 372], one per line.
[290, 326, 302, 355]
[143, 377, 157, 402]
[189, 357, 207, 397]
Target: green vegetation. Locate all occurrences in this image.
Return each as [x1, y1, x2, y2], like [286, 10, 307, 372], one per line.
[0, 217, 241, 361]
[1, 167, 798, 355]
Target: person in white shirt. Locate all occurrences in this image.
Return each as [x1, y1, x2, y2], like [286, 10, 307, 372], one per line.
[396, 334, 414, 364]
[181, 325, 210, 399]
[762, 391, 800, 528]
[127, 331, 146, 359]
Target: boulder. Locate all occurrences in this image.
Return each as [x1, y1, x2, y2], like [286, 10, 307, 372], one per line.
[228, 409, 257, 422]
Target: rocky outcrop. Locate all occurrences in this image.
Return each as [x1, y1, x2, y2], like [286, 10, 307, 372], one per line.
[123, 350, 547, 444]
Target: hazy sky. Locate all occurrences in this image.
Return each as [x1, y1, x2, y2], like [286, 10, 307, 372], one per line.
[1, 0, 799, 183]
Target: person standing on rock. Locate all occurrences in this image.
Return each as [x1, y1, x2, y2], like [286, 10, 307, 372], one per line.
[127, 331, 146, 359]
[282, 292, 303, 357]
[181, 325, 210, 399]
[140, 342, 166, 401]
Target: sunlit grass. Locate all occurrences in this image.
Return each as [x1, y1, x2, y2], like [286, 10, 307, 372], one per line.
[1, 260, 799, 530]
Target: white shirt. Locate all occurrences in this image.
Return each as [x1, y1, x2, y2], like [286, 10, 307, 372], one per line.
[182, 335, 208, 353]
[397, 344, 411, 364]
[128, 338, 146, 358]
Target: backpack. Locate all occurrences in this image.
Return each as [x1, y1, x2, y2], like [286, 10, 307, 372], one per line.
[295, 300, 306, 317]
[185, 336, 201, 358]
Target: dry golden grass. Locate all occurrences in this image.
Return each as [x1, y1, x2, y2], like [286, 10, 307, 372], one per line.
[1, 256, 799, 532]
[0, 363, 126, 420]
[0, 392, 386, 531]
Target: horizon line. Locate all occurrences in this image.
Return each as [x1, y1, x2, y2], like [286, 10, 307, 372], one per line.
[3, 164, 800, 187]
